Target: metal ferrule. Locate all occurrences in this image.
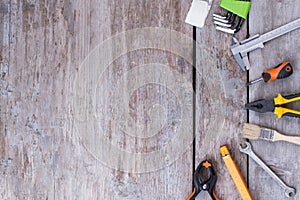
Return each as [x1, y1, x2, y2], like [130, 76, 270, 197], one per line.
[260, 128, 274, 141]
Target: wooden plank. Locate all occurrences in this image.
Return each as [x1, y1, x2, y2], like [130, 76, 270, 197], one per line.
[0, 0, 10, 198]
[0, 0, 194, 199]
[195, 2, 248, 200]
[248, 0, 300, 199]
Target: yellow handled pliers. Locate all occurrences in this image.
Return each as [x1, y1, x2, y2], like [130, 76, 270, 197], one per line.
[246, 93, 300, 118]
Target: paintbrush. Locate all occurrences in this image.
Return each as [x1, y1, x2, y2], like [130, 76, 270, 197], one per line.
[242, 123, 300, 145]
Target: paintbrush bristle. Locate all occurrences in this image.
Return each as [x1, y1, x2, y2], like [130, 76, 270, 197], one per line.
[242, 123, 261, 140]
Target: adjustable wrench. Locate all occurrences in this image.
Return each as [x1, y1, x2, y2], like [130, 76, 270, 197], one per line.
[239, 142, 296, 198]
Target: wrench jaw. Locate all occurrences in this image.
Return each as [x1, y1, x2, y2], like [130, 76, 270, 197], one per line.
[239, 142, 251, 154]
[285, 188, 296, 198]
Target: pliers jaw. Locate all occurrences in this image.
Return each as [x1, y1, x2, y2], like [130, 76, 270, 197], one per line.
[245, 99, 275, 113]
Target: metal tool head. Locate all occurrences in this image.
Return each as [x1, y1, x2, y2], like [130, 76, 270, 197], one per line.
[213, 13, 244, 35]
[245, 99, 275, 113]
[240, 142, 296, 198]
[231, 37, 239, 46]
[213, 0, 250, 35]
[239, 141, 252, 154]
[285, 187, 296, 198]
[230, 37, 249, 71]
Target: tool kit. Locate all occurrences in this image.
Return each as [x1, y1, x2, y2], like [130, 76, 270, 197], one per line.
[185, 0, 300, 199]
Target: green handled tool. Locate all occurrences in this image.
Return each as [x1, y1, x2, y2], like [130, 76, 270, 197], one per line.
[213, 0, 251, 34]
[220, 0, 251, 19]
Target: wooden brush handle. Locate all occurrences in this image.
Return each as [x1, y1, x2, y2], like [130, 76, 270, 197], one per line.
[274, 131, 300, 145]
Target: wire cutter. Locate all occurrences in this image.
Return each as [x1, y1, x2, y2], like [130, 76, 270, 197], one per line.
[245, 93, 300, 118]
[186, 160, 219, 200]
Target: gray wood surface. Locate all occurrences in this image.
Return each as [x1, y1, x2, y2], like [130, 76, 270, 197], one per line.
[0, 0, 194, 199]
[248, 0, 300, 199]
[2, 0, 300, 199]
[195, 2, 248, 200]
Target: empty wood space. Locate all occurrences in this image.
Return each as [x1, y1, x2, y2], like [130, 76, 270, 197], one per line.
[0, 0, 299, 199]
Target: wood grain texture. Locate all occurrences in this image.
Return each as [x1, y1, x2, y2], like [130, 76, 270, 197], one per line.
[0, 0, 194, 199]
[248, 0, 300, 199]
[195, 2, 248, 200]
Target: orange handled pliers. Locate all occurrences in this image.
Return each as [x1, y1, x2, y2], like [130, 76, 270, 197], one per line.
[186, 160, 219, 200]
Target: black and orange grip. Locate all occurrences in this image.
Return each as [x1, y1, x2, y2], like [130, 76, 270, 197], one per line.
[186, 188, 219, 200]
[186, 160, 218, 200]
[262, 61, 293, 83]
[186, 189, 196, 200]
[211, 191, 219, 200]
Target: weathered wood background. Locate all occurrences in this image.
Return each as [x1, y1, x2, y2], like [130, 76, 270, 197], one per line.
[1, 0, 194, 199]
[195, 1, 248, 199]
[1, 0, 300, 199]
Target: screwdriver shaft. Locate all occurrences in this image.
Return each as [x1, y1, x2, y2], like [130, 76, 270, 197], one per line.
[246, 77, 263, 86]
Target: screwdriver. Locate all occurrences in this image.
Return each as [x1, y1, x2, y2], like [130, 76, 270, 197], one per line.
[246, 61, 293, 86]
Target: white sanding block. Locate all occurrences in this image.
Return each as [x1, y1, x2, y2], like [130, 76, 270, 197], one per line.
[185, 0, 213, 28]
